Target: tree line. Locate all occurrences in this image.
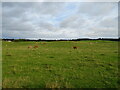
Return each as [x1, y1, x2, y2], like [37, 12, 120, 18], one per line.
[2, 38, 120, 42]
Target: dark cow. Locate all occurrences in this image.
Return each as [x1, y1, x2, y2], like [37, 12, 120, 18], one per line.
[73, 46, 78, 49]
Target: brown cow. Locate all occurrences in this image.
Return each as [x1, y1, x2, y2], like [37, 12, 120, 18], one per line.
[28, 46, 32, 48]
[34, 46, 39, 48]
[73, 46, 78, 49]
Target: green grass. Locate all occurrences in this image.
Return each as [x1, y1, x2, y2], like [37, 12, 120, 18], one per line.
[2, 40, 118, 88]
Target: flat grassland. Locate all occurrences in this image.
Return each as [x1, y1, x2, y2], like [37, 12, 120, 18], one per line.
[2, 40, 118, 88]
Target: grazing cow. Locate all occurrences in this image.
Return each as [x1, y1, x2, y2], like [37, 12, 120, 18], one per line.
[73, 46, 78, 49]
[28, 46, 32, 48]
[34, 46, 39, 48]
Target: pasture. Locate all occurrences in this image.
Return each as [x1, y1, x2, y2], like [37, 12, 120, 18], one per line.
[2, 40, 118, 88]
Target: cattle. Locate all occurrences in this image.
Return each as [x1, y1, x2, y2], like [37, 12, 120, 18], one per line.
[28, 45, 39, 49]
[28, 46, 32, 48]
[73, 46, 78, 49]
[34, 46, 39, 48]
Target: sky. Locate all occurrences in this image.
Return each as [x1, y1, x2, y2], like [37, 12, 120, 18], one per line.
[2, 2, 118, 39]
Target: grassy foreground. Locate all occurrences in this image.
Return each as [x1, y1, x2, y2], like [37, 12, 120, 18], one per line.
[2, 40, 118, 88]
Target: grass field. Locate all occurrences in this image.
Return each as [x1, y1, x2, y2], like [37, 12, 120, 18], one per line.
[2, 40, 118, 88]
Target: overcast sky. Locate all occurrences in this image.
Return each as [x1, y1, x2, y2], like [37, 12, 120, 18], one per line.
[2, 2, 118, 39]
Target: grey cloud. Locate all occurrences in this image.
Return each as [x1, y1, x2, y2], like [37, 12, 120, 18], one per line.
[0, 3, 2, 38]
[3, 17, 36, 31]
[86, 27, 118, 38]
[2, 2, 65, 20]
[99, 17, 117, 28]
[60, 15, 85, 29]
[78, 2, 117, 16]
[2, 2, 118, 39]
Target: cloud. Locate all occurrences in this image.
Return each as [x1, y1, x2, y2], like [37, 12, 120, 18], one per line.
[78, 2, 116, 16]
[0, 2, 1, 38]
[2, 2, 118, 39]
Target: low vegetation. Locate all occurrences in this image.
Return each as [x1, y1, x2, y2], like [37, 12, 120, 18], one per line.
[2, 40, 118, 88]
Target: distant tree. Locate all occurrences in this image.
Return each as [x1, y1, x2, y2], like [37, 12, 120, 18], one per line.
[14, 39, 26, 42]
